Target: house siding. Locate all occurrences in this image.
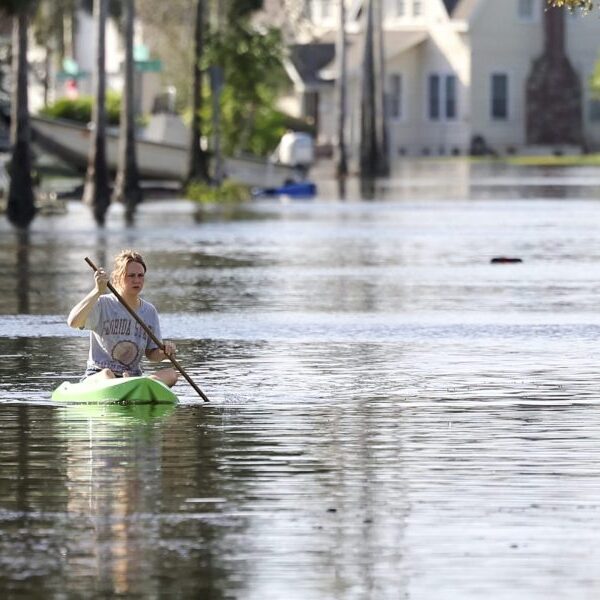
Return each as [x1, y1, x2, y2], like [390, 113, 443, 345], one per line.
[469, 0, 543, 152]
[387, 44, 423, 157]
[566, 13, 600, 149]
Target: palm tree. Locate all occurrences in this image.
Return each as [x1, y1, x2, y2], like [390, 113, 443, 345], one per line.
[374, 0, 389, 176]
[360, 0, 377, 179]
[8, 7, 36, 228]
[82, 0, 111, 225]
[336, 0, 348, 178]
[187, 0, 209, 183]
[1, 0, 36, 228]
[360, 0, 388, 179]
[112, 0, 142, 220]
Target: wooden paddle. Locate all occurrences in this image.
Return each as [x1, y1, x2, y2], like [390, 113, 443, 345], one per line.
[85, 256, 210, 402]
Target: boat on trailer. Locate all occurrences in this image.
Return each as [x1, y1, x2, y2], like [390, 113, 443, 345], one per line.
[52, 375, 178, 405]
[31, 115, 301, 188]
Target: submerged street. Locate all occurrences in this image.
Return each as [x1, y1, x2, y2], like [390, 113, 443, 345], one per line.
[1, 161, 600, 598]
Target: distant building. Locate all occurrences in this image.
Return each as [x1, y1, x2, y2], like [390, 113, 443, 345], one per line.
[279, 0, 600, 165]
[17, 8, 162, 116]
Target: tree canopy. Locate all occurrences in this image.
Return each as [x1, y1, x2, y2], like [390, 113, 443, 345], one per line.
[0, 0, 36, 14]
[204, 21, 286, 156]
[136, 0, 290, 157]
[549, 0, 594, 9]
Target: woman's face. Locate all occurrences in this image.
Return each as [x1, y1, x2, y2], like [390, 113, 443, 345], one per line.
[120, 261, 145, 295]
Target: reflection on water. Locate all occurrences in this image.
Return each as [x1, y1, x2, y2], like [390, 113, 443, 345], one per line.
[3, 161, 600, 598]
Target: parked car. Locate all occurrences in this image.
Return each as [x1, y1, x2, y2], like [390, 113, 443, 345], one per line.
[271, 132, 315, 169]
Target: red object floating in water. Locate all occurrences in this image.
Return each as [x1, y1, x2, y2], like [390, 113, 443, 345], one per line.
[490, 257, 523, 264]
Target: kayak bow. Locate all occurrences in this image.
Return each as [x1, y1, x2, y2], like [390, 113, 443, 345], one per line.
[52, 375, 178, 404]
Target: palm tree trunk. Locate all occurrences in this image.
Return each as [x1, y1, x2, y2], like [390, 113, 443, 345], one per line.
[210, 2, 225, 184]
[82, 0, 111, 225]
[374, 0, 389, 176]
[7, 9, 36, 229]
[113, 0, 142, 221]
[360, 0, 378, 178]
[335, 0, 348, 177]
[187, 0, 209, 182]
[210, 66, 224, 184]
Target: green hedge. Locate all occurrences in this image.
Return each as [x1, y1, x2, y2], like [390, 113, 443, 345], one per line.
[39, 92, 121, 125]
[186, 180, 251, 203]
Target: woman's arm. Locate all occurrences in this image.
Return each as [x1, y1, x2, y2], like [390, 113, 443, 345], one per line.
[146, 342, 176, 363]
[67, 268, 108, 329]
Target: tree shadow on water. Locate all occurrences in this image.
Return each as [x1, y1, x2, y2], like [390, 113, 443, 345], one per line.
[16, 230, 30, 314]
[360, 177, 377, 201]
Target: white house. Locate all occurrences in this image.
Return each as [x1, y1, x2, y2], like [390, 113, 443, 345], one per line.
[283, 0, 600, 164]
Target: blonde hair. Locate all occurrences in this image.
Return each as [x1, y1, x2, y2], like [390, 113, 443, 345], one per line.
[111, 249, 147, 291]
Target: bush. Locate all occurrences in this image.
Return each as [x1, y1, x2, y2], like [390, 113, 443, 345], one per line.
[185, 179, 251, 203]
[40, 92, 121, 126]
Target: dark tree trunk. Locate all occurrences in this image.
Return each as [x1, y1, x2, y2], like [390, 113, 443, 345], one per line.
[42, 46, 51, 108]
[7, 10, 36, 229]
[113, 0, 142, 221]
[82, 0, 111, 225]
[374, 0, 389, 176]
[187, 0, 209, 182]
[360, 0, 378, 178]
[335, 0, 348, 178]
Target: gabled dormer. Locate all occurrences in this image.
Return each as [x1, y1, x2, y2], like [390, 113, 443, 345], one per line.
[307, 0, 363, 33]
[384, 0, 425, 21]
[308, 0, 462, 30]
[381, 0, 463, 25]
[384, 0, 462, 24]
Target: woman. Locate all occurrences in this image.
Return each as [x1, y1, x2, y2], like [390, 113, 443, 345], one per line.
[68, 249, 178, 387]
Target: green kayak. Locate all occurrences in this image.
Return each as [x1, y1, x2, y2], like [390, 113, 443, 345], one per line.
[52, 375, 178, 405]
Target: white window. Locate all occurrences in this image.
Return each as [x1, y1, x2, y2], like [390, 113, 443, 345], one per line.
[428, 73, 457, 121]
[517, 0, 537, 22]
[310, 0, 332, 22]
[491, 73, 509, 120]
[413, 0, 423, 16]
[428, 75, 440, 120]
[320, 0, 332, 19]
[445, 75, 457, 119]
[389, 73, 403, 119]
[394, 0, 406, 17]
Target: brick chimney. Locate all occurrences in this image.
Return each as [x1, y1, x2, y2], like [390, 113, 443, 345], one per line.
[526, 5, 582, 146]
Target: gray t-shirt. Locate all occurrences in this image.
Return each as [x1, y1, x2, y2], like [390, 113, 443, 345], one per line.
[83, 294, 161, 376]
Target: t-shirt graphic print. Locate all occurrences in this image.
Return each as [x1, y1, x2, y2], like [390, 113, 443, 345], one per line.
[83, 294, 161, 375]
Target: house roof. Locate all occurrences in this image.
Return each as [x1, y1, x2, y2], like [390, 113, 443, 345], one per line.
[382, 30, 428, 61]
[345, 0, 462, 19]
[319, 31, 427, 80]
[442, 0, 461, 15]
[287, 43, 336, 89]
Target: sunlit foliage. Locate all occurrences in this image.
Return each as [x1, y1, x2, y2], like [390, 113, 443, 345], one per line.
[204, 22, 287, 157]
[548, 0, 594, 10]
[40, 92, 121, 125]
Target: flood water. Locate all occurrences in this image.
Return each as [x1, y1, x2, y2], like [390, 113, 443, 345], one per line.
[2, 160, 600, 598]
